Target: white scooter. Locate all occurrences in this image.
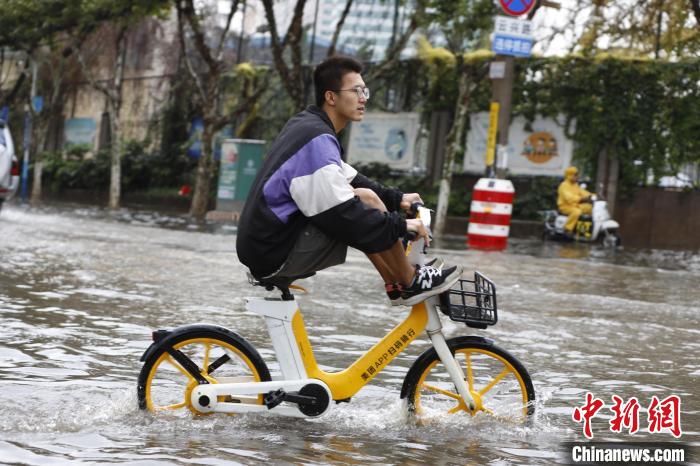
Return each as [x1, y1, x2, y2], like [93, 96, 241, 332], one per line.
[542, 196, 621, 247]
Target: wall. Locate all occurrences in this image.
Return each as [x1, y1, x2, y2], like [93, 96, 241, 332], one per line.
[615, 188, 700, 250]
[64, 12, 179, 148]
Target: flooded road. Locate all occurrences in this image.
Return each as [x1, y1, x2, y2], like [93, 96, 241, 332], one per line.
[1, 203, 698, 465]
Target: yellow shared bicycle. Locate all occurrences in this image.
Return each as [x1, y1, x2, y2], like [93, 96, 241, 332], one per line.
[137, 207, 535, 421]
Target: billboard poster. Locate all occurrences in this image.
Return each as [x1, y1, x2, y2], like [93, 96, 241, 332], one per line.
[464, 113, 574, 176]
[217, 139, 264, 204]
[64, 118, 97, 149]
[346, 112, 420, 170]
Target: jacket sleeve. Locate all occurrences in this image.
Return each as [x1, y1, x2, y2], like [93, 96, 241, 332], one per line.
[343, 163, 404, 212]
[311, 197, 407, 254]
[288, 149, 406, 253]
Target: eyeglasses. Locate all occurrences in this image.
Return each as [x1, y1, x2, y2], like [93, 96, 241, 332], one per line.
[332, 87, 370, 100]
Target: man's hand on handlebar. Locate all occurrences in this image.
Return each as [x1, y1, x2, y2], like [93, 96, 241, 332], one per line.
[406, 218, 430, 247]
[400, 193, 423, 212]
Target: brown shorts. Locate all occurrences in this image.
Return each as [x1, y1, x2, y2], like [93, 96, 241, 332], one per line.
[264, 223, 347, 280]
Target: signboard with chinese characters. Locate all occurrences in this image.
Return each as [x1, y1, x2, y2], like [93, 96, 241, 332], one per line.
[492, 15, 534, 57]
[464, 112, 574, 176]
[346, 112, 420, 170]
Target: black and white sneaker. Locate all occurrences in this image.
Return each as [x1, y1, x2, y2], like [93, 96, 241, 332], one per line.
[424, 257, 444, 269]
[386, 283, 403, 305]
[400, 264, 463, 307]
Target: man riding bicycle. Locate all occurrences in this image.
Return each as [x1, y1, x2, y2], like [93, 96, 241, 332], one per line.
[236, 56, 461, 305]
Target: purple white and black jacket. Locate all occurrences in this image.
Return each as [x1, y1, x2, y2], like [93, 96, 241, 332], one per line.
[237, 106, 407, 278]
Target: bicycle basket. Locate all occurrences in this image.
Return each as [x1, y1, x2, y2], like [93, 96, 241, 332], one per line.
[438, 271, 497, 329]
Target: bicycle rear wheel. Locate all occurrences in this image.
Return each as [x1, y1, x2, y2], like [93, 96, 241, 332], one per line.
[137, 327, 271, 413]
[402, 336, 534, 422]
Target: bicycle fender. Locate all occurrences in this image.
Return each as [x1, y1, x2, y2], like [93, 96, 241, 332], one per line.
[399, 335, 494, 399]
[139, 324, 251, 363]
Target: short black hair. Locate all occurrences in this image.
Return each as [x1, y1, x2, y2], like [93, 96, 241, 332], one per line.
[313, 56, 363, 107]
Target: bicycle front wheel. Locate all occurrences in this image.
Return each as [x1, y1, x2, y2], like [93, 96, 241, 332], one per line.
[402, 336, 535, 422]
[137, 327, 271, 413]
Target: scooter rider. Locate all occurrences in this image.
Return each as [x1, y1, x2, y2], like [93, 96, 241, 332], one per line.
[557, 166, 594, 237]
[236, 56, 461, 306]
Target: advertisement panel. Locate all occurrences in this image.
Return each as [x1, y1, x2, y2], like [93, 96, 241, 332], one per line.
[464, 113, 574, 176]
[217, 139, 265, 208]
[346, 112, 420, 170]
[64, 118, 97, 149]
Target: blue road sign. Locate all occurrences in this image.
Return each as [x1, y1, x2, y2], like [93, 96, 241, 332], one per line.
[492, 34, 533, 57]
[32, 96, 43, 113]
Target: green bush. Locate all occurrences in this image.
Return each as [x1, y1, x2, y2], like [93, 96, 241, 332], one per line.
[511, 176, 561, 220]
[41, 147, 110, 191]
[121, 140, 197, 189]
[40, 141, 198, 193]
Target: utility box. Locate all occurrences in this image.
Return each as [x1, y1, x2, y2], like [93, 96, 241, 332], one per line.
[216, 139, 265, 212]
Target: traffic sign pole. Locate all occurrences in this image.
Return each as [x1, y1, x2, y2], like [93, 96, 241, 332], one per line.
[488, 0, 560, 177]
[490, 56, 514, 178]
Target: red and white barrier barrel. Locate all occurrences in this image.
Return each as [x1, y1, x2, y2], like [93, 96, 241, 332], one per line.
[467, 178, 515, 251]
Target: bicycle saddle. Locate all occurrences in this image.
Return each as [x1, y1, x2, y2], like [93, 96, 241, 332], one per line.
[247, 271, 315, 299]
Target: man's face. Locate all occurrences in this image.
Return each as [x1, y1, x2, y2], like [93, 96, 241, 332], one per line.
[331, 72, 367, 122]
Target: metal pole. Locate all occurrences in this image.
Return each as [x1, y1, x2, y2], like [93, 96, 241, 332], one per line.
[654, 8, 663, 59]
[490, 55, 514, 179]
[21, 59, 37, 202]
[236, 0, 247, 64]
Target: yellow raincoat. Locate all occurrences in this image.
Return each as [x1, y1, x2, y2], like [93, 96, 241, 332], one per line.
[557, 167, 592, 232]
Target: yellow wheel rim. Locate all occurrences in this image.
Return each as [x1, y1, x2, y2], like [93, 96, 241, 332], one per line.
[144, 337, 263, 413]
[412, 347, 530, 421]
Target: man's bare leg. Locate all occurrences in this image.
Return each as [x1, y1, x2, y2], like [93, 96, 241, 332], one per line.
[367, 241, 415, 285]
[354, 188, 416, 286]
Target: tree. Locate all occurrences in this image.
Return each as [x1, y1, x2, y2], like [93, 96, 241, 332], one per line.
[366, 0, 431, 83]
[72, 1, 169, 209]
[327, 0, 355, 57]
[1, 0, 169, 208]
[570, 0, 700, 58]
[30, 42, 82, 205]
[260, 0, 309, 110]
[419, 0, 494, 236]
[176, 0, 269, 219]
[692, 0, 700, 28]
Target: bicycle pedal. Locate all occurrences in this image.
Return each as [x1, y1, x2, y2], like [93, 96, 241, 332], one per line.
[263, 388, 286, 410]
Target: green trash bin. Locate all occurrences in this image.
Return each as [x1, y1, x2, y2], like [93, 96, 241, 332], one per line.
[216, 139, 265, 212]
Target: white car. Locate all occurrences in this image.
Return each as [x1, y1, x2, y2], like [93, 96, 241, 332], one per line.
[0, 119, 20, 211]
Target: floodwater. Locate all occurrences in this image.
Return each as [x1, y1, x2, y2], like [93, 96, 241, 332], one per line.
[1, 203, 698, 465]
